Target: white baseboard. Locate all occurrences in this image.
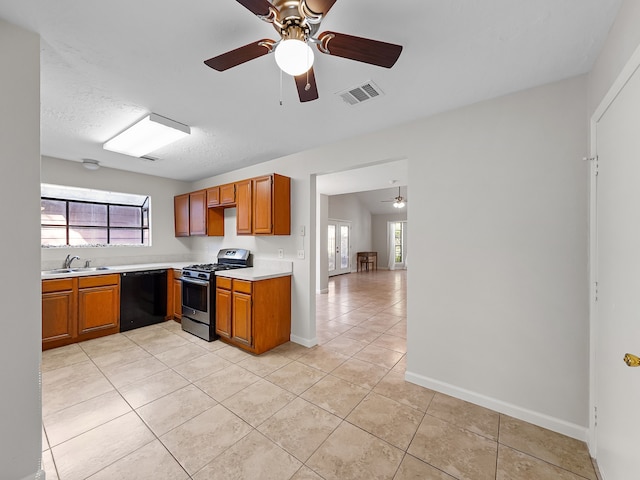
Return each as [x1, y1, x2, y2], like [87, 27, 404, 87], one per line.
[316, 288, 328, 294]
[290, 334, 317, 348]
[405, 371, 589, 442]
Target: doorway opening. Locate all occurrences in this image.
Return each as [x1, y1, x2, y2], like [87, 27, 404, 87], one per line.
[328, 220, 351, 276]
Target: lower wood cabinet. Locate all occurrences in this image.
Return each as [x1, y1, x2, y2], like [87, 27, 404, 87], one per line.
[215, 275, 291, 354]
[172, 269, 182, 321]
[77, 274, 120, 341]
[42, 278, 77, 350]
[231, 280, 253, 347]
[42, 274, 120, 350]
[215, 277, 232, 338]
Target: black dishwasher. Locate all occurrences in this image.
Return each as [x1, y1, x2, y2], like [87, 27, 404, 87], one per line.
[120, 270, 167, 332]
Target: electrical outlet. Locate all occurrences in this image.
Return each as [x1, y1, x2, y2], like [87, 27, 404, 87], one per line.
[277, 248, 284, 259]
[297, 249, 305, 259]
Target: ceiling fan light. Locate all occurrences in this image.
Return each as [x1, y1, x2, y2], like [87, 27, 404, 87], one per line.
[393, 201, 405, 208]
[275, 39, 314, 76]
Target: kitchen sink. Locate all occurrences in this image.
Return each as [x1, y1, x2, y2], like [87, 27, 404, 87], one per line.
[43, 268, 73, 274]
[43, 266, 111, 274]
[71, 266, 111, 272]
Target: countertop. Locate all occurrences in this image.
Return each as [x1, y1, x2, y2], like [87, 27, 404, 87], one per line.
[41, 262, 193, 279]
[42, 260, 293, 281]
[215, 266, 292, 281]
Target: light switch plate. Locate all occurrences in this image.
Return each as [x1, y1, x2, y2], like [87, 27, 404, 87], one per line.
[278, 248, 284, 258]
[299, 225, 305, 236]
[297, 249, 305, 259]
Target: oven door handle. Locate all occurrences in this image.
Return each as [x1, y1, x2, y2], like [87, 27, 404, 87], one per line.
[178, 277, 210, 287]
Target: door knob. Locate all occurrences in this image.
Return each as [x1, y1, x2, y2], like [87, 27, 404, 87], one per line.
[624, 353, 640, 367]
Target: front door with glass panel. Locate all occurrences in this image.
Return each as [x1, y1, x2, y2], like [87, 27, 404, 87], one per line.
[328, 220, 351, 276]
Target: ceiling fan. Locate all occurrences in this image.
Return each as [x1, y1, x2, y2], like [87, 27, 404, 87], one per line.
[204, 0, 403, 102]
[381, 187, 407, 208]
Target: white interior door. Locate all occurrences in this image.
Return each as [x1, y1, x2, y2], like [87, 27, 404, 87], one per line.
[594, 63, 640, 478]
[328, 220, 351, 276]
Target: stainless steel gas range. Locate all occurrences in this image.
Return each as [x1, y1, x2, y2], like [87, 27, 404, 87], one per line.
[179, 248, 251, 341]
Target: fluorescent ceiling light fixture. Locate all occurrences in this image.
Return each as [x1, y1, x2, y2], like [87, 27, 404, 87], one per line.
[275, 39, 314, 76]
[103, 113, 190, 157]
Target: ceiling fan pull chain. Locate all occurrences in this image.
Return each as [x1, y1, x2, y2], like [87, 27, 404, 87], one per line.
[279, 67, 283, 106]
[305, 48, 311, 91]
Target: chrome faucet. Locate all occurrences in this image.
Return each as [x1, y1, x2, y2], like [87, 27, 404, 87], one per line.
[64, 255, 80, 269]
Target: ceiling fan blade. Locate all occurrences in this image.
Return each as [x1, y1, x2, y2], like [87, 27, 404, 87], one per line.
[317, 31, 403, 68]
[303, 0, 337, 16]
[236, 0, 276, 17]
[294, 67, 319, 102]
[204, 39, 275, 71]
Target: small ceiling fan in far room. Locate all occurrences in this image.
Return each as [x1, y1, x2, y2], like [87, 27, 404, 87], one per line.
[381, 187, 407, 208]
[203, 0, 403, 102]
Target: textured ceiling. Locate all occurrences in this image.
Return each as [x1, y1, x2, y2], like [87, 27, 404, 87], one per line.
[0, 0, 622, 183]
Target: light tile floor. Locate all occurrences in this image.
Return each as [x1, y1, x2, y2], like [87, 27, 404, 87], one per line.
[41, 269, 599, 480]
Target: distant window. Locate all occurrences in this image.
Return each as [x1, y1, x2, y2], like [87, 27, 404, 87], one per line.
[393, 222, 405, 263]
[41, 184, 150, 247]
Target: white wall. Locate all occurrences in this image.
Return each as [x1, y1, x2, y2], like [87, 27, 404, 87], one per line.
[588, 0, 640, 115]
[192, 74, 589, 439]
[0, 18, 43, 480]
[40, 156, 195, 269]
[372, 213, 407, 269]
[328, 193, 372, 271]
[406, 77, 589, 439]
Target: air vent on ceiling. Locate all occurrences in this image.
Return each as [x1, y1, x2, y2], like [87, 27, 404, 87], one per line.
[337, 80, 384, 106]
[140, 155, 159, 162]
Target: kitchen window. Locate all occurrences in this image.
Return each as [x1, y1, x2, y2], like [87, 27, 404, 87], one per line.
[41, 184, 150, 247]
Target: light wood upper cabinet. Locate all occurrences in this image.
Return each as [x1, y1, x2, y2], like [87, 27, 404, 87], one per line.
[220, 183, 236, 205]
[252, 174, 290, 235]
[176, 189, 225, 237]
[252, 175, 272, 235]
[174, 173, 290, 237]
[189, 190, 207, 236]
[236, 179, 253, 235]
[174, 194, 190, 237]
[206, 187, 220, 207]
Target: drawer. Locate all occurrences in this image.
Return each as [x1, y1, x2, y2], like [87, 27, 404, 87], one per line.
[233, 279, 252, 294]
[216, 276, 232, 289]
[78, 274, 120, 289]
[42, 278, 75, 293]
